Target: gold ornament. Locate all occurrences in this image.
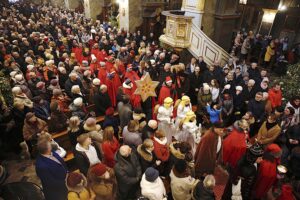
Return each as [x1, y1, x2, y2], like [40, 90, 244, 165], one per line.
[134, 73, 159, 102]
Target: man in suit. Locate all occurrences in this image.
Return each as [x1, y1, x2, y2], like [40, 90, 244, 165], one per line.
[35, 139, 68, 200]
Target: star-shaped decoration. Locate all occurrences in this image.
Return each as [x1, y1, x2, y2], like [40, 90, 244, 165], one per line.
[134, 73, 159, 102]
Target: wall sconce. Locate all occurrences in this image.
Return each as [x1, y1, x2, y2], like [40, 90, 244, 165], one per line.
[278, 5, 287, 11]
[262, 9, 277, 23]
[239, 0, 247, 5]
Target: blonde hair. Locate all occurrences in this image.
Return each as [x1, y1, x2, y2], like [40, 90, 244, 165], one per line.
[143, 139, 153, 149]
[68, 116, 80, 132]
[127, 120, 139, 132]
[77, 133, 89, 145]
[203, 175, 216, 189]
[103, 126, 114, 142]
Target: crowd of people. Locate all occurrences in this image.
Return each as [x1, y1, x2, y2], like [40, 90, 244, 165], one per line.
[0, 1, 300, 200]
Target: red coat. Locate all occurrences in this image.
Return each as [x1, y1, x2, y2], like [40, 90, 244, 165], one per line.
[153, 138, 170, 162]
[268, 88, 282, 108]
[223, 128, 248, 168]
[254, 159, 278, 198]
[101, 137, 120, 168]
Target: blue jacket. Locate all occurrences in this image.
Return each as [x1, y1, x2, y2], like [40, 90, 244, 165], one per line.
[35, 151, 68, 200]
[206, 105, 221, 123]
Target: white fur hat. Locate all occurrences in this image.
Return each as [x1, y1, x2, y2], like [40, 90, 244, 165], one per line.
[15, 74, 23, 81]
[92, 78, 101, 86]
[224, 84, 231, 90]
[236, 86, 243, 91]
[73, 97, 83, 107]
[27, 65, 35, 71]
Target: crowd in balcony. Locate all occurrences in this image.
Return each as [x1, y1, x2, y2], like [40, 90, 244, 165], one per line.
[0, 1, 300, 200]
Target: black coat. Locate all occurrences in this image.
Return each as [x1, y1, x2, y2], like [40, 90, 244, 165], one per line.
[94, 92, 111, 116]
[193, 181, 216, 200]
[64, 78, 84, 98]
[247, 99, 265, 122]
[137, 145, 157, 173]
[114, 150, 142, 200]
[73, 143, 102, 175]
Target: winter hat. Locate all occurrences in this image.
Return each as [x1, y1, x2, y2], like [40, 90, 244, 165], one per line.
[224, 84, 231, 90]
[90, 163, 107, 177]
[83, 117, 101, 132]
[92, 78, 101, 86]
[66, 172, 84, 188]
[36, 81, 45, 89]
[165, 76, 172, 83]
[73, 97, 83, 107]
[145, 167, 159, 182]
[27, 65, 35, 71]
[265, 144, 282, 158]
[174, 159, 187, 174]
[249, 143, 264, 157]
[15, 74, 23, 81]
[235, 86, 243, 91]
[105, 107, 114, 116]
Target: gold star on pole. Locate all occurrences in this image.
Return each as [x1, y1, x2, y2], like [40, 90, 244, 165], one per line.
[134, 73, 159, 102]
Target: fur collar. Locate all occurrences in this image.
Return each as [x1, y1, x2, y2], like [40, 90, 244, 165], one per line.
[169, 142, 185, 159]
[65, 173, 87, 193]
[137, 145, 153, 162]
[154, 136, 167, 145]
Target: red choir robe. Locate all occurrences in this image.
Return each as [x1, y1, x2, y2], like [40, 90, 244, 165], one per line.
[124, 70, 140, 90]
[223, 128, 248, 169]
[72, 47, 83, 63]
[91, 48, 100, 58]
[106, 71, 121, 107]
[97, 67, 107, 84]
[96, 50, 107, 62]
[158, 84, 177, 105]
[90, 62, 100, 76]
[276, 185, 296, 200]
[122, 85, 141, 108]
[105, 61, 115, 72]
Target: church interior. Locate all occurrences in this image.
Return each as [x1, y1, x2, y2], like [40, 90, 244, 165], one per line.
[0, 0, 300, 199]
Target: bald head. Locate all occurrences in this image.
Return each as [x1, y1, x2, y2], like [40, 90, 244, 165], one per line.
[119, 145, 131, 157]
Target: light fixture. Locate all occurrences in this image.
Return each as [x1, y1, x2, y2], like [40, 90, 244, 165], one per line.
[239, 0, 247, 5]
[278, 5, 287, 11]
[262, 9, 277, 23]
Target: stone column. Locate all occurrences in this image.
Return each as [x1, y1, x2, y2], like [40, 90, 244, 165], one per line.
[83, 0, 104, 20]
[202, 0, 240, 51]
[181, 0, 205, 28]
[118, 0, 143, 33]
[64, 0, 80, 10]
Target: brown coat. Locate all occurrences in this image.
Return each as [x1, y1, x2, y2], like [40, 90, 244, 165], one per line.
[256, 122, 281, 145]
[23, 118, 48, 141]
[194, 129, 221, 178]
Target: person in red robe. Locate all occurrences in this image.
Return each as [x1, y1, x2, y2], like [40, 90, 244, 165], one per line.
[124, 64, 140, 91]
[276, 184, 296, 200]
[122, 78, 141, 107]
[96, 49, 108, 62]
[90, 54, 100, 77]
[105, 56, 115, 72]
[194, 122, 225, 178]
[105, 70, 121, 107]
[268, 82, 282, 109]
[253, 143, 282, 199]
[115, 59, 126, 82]
[223, 119, 250, 169]
[97, 61, 107, 84]
[91, 43, 100, 57]
[158, 76, 177, 105]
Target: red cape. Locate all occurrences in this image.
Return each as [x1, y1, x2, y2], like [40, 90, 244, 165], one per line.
[254, 159, 278, 198]
[223, 128, 247, 168]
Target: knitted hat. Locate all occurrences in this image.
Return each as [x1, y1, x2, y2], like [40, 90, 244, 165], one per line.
[249, 143, 264, 157]
[266, 144, 282, 158]
[90, 163, 107, 177]
[105, 107, 114, 116]
[92, 78, 101, 86]
[73, 97, 83, 107]
[145, 167, 159, 182]
[66, 172, 84, 188]
[236, 86, 243, 91]
[165, 76, 172, 83]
